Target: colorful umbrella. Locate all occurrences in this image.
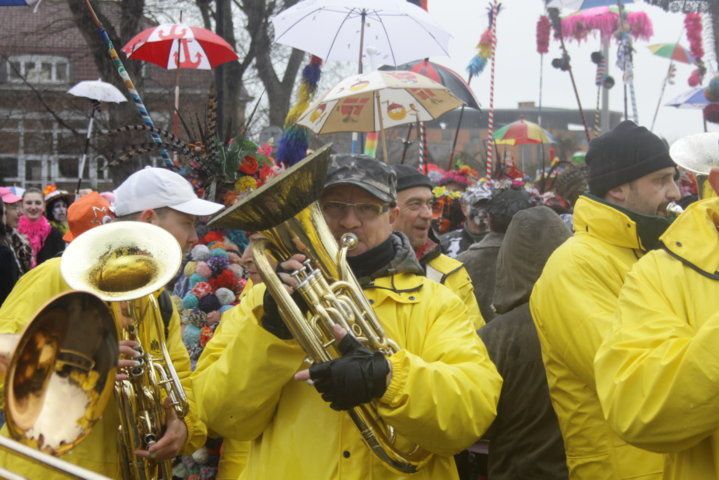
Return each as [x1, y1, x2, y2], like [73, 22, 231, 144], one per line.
[648, 43, 695, 64]
[123, 24, 237, 69]
[493, 119, 556, 145]
[297, 70, 462, 161]
[666, 86, 711, 109]
[0, 0, 38, 5]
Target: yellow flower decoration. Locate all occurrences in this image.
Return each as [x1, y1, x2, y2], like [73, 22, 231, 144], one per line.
[235, 176, 258, 193]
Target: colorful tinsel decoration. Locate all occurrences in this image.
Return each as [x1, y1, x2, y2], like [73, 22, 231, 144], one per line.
[275, 55, 323, 167]
[560, 9, 653, 43]
[467, 4, 501, 81]
[685, 13, 706, 87]
[536, 15, 551, 54]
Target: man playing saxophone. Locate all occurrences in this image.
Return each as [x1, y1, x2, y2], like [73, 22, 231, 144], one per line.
[0, 167, 221, 478]
[193, 153, 502, 479]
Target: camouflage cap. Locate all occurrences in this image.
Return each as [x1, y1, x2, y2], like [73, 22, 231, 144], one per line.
[324, 154, 397, 204]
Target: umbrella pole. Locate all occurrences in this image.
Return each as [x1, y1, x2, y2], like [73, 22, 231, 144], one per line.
[400, 123, 414, 164]
[447, 105, 465, 171]
[650, 61, 673, 131]
[351, 10, 367, 154]
[77, 100, 99, 194]
[376, 93, 390, 163]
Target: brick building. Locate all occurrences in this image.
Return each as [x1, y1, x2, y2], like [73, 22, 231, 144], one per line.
[0, 2, 238, 191]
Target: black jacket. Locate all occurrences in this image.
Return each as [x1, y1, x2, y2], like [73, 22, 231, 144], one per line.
[0, 245, 20, 306]
[37, 227, 65, 265]
[478, 206, 570, 480]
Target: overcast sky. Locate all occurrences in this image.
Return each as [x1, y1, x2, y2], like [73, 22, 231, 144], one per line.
[426, 1, 715, 143]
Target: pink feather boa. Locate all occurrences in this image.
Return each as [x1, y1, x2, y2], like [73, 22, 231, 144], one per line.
[561, 9, 653, 43]
[17, 215, 51, 267]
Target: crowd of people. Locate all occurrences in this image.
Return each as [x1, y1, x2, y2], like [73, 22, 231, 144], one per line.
[0, 119, 718, 480]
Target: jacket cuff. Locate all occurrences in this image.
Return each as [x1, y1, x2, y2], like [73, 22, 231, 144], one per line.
[379, 350, 408, 406]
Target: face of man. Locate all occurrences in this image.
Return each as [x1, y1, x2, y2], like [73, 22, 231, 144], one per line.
[320, 185, 398, 257]
[143, 208, 199, 254]
[5, 203, 20, 229]
[393, 186, 433, 250]
[22, 192, 44, 220]
[609, 166, 681, 216]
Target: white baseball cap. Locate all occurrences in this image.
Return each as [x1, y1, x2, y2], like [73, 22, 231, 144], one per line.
[113, 167, 224, 217]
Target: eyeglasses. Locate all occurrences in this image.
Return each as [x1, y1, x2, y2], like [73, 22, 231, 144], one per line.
[320, 201, 389, 220]
[402, 199, 434, 212]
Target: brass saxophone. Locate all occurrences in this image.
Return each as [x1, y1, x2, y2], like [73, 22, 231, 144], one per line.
[61, 221, 189, 480]
[210, 145, 431, 474]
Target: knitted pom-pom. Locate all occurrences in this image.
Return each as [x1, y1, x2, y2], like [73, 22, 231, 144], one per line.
[209, 248, 228, 258]
[192, 281, 213, 299]
[215, 287, 236, 305]
[191, 447, 210, 465]
[187, 309, 207, 327]
[182, 324, 201, 348]
[195, 261, 212, 279]
[209, 269, 236, 291]
[183, 261, 197, 277]
[207, 255, 230, 275]
[182, 293, 199, 310]
[198, 294, 221, 313]
[189, 273, 206, 288]
[199, 325, 214, 347]
[219, 304, 233, 314]
[191, 244, 210, 261]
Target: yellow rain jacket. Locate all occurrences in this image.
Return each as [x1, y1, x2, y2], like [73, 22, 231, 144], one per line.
[0, 258, 207, 478]
[529, 195, 664, 479]
[193, 272, 502, 480]
[424, 253, 485, 329]
[595, 197, 719, 479]
[194, 280, 261, 480]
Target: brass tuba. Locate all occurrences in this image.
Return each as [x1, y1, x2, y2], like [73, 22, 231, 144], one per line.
[670, 132, 719, 200]
[0, 290, 118, 479]
[210, 145, 431, 474]
[61, 221, 188, 480]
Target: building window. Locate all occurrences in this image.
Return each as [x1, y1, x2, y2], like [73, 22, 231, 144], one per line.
[6, 55, 70, 84]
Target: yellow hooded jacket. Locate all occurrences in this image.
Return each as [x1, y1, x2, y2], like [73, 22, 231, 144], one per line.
[595, 197, 719, 479]
[0, 257, 207, 478]
[424, 253, 485, 329]
[529, 195, 664, 479]
[193, 271, 502, 480]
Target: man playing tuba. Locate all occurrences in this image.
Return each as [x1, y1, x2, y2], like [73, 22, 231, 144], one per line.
[0, 167, 222, 478]
[192, 153, 502, 479]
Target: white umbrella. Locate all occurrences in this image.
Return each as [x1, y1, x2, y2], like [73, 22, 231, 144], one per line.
[68, 79, 127, 103]
[271, 0, 451, 71]
[68, 79, 126, 192]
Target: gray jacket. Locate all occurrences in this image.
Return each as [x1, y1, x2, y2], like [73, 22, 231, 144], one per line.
[457, 231, 504, 322]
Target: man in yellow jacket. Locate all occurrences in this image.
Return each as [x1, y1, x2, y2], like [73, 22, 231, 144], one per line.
[595, 167, 719, 479]
[193, 153, 502, 480]
[0, 167, 220, 478]
[391, 164, 484, 329]
[530, 121, 680, 479]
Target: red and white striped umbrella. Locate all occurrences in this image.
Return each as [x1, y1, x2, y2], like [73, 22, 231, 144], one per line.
[122, 23, 238, 70]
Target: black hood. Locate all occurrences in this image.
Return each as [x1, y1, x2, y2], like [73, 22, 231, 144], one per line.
[493, 206, 571, 314]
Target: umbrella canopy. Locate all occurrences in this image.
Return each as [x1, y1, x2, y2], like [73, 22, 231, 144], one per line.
[68, 79, 127, 103]
[122, 23, 238, 70]
[270, 0, 451, 67]
[648, 43, 695, 63]
[379, 60, 480, 110]
[297, 70, 463, 134]
[643, 0, 711, 13]
[0, 0, 38, 5]
[548, 0, 633, 10]
[666, 86, 712, 109]
[493, 119, 556, 145]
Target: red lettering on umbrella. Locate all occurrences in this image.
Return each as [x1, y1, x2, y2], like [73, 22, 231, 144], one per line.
[339, 97, 370, 122]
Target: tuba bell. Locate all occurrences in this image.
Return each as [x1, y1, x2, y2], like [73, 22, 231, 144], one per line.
[0, 290, 118, 479]
[670, 132, 719, 200]
[61, 221, 188, 480]
[210, 145, 431, 474]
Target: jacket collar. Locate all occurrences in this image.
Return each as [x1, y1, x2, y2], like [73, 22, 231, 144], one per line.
[573, 195, 642, 250]
[661, 197, 719, 276]
[467, 231, 504, 251]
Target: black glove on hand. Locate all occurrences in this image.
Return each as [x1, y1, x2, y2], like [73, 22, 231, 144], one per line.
[261, 263, 311, 340]
[309, 333, 390, 411]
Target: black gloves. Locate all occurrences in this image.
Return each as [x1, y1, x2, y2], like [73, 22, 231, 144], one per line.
[261, 262, 310, 340]
[309, 334, 390, 411]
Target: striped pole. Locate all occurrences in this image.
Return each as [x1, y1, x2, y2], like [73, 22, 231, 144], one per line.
[418, 120, 427, 174]
[486, 0, 500, 179]
[84, 0, 173, 168]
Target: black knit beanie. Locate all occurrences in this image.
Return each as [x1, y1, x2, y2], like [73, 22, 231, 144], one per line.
[393, 164, 433, 192]
[586, 120, 676, 197]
